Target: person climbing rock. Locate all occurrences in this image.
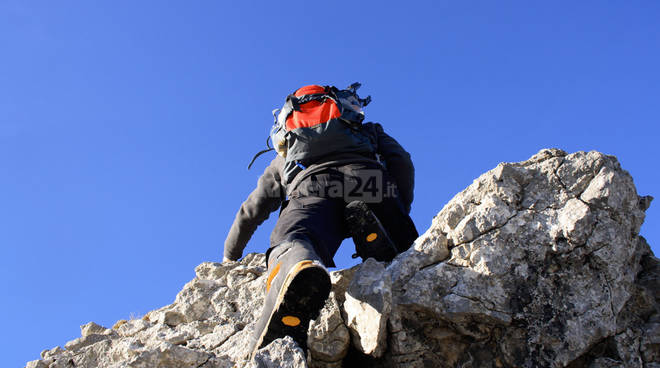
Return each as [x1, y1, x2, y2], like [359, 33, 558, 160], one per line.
[223, 83, 419, 358]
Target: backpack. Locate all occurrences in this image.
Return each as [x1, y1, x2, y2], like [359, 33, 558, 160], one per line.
[249, 83, 376, 184]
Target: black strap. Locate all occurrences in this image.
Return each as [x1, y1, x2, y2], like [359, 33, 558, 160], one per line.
[288, 93, 331, 110]
[247, 136, 275, 170]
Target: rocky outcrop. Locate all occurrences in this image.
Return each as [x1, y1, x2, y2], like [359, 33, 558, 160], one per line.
[26, 149, 659, 368]
[371, 149, 657, 367]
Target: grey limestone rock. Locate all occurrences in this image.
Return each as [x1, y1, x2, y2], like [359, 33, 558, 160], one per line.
[116, 318, 151, 337]
[343, 258, 392, 357]
[249, 336, 308, 368]
[80, 321, 114, 337]
[26, 149, 658, 368]
[308, 291, 351, 364]
[379, 149, 657, 367]
[63, 333, 112, 352]
[26, 360, 49, 368]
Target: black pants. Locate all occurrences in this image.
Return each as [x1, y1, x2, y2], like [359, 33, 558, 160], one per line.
[269, 167, 419, 267]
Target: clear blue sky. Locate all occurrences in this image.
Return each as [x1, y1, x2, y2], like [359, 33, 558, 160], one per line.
[2, 1, 658, 366]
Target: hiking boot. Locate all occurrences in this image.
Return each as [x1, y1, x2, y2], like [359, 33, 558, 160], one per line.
[345, 200, 398, 262]
[249, 240, 331, 359]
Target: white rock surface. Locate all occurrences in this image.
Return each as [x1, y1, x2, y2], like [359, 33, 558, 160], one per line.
[249, 337, 308, 368]
[343, 258, 391, 357]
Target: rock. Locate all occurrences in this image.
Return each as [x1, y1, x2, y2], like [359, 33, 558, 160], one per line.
[380, 149, 655, 367]
[81, 321, 112, 337]
[175, 278, 223, 322]
[25, 149, 658, 368]
[198, 323, 238, 350]
[124, 341, 212, 368]
[26, 360, 48, 368]
[306, 268, 355, 367]
[144, 322, 197, 345]
[641, 322, 660, 363]
[308, 292, 350, 364]
[64, 334, 111, 351]
[51, 339, 113, 368]
[329, 266, 359, 306]
[249, 336, 308, 368]
[343, 258, 392, 357]
[161, 309, 187, 327]
[388, 223, 450, 291]
[40, 346, 64, 360]
[196, 262, 233, 281]
[116, 318, 151, 337]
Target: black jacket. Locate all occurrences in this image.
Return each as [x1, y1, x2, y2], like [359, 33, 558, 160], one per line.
[223, 123, 414, 261]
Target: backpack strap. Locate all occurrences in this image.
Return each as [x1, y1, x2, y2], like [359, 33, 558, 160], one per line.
[363, 122, 384, 167]
[279, 84, 371, 130]
[287, 91, 331, 111]
[247, 136, 275, 169]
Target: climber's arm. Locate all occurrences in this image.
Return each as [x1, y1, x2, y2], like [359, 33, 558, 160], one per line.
[223, 156, 285, 261]
[372, 123, 415, 214]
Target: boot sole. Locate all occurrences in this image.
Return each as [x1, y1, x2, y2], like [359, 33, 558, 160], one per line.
[345, 201, 398, 262]
[253, 261, 331, 355]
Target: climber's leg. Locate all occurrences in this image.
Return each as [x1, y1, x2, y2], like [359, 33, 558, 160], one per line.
[249, 195, 344, 358]
[346, 171, 419, 261]
[345, 200, 399, 262]
[270, 195, 347, 267]
[367, 189, 419, 254]
[249, 239, 330, 358]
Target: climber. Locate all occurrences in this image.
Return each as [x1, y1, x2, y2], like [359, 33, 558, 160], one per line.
[223, 83, 419, 358]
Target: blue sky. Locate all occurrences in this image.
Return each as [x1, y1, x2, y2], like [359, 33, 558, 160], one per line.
[2, 1, 658, 366]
